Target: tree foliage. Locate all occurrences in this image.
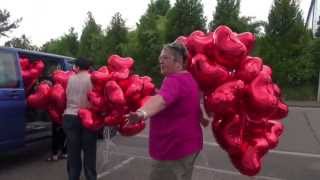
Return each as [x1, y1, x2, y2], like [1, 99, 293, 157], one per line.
[209, 0, 263, 33]
[4, 34, 38, 50]
[257, 0, 313, 86]
[41, 27, 79, 57]
[165, 0, 206, 42]
[0, 9, 21, 38]
[8, 1, 320, 100]
[104, 12, 128, 59]
[135, 0, 171, 85]
[78, 12, 105, 65]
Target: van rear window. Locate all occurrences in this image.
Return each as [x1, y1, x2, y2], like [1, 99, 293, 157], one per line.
[0, 51, 19, 88]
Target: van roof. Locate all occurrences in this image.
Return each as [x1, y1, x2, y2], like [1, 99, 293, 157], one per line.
[0, 46, 75, 61]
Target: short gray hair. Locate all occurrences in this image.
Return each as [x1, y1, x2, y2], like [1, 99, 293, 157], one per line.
[163, 42, 189, 65]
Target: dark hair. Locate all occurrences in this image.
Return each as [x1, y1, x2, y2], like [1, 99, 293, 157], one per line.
[75, 57, 92, 70]
[163, 42, 189, 65]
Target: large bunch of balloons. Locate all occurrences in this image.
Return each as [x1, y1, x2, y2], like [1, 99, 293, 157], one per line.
[176, 25, 288, 176]
[19, 57, 45, 93]
[27, 70, 75, 124]
[26, 55, 155, 136]
[23, 24, 289, 176]
[83, 55, 155, 135]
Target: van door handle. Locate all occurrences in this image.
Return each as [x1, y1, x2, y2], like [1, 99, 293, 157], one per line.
[9, 94, 19, 97]
[9, 91, 20, 97]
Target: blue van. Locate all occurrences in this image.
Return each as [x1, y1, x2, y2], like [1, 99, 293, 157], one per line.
[0, 47, 74, 152]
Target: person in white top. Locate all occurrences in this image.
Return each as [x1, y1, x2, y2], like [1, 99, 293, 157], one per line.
[62, 57, 96, 180]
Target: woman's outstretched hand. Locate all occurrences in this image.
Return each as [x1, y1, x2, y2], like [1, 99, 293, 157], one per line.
[200, 115, 211, 127]
[125, 111, 144, 124]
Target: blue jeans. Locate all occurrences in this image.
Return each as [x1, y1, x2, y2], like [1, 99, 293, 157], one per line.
[63, 114, 97, 180]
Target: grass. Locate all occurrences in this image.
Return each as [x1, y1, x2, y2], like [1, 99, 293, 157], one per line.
[282, 84, 317, 101]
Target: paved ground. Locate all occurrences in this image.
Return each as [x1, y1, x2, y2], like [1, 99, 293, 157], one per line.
[1, 105, 320, 180]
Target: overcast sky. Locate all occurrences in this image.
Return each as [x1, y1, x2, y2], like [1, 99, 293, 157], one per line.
[0, 0, 312, 46]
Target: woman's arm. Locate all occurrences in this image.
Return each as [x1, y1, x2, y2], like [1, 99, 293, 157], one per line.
[127, 95, 166, 122]
[200, 93, 211, 127]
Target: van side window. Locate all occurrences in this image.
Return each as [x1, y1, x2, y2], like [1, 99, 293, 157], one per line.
[39, 60, 61, 81]
[0, 51, 19, 88]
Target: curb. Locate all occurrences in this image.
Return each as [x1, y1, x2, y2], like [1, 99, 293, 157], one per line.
[286, 101, 320, 108]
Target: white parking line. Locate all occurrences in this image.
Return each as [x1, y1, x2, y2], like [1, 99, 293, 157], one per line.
[97, 157, 135, 179]
[136, 134, 320, 159]
[107, 151, 283, 180]
[194, 165, 283, 180]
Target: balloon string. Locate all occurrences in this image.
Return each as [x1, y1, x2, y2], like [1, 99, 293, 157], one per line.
[102, 127, 116, 167]
[240, 112, 246, 145]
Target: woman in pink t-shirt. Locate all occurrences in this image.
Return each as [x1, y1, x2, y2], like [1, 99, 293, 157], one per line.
[127, 42, 211, 180]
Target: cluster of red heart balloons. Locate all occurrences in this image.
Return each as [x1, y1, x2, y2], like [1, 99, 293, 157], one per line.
[80, 55, 155, 135]
[27, 70, 75, 124]
[175, 25, 289, 176]
[20, 58, 45, 94]
[25, 55, 155, 135]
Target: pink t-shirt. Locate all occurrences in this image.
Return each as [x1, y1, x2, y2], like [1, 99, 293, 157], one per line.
[149, 72, 203, 160]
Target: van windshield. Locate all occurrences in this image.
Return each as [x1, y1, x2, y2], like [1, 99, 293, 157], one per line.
[0, 51, 19, 88]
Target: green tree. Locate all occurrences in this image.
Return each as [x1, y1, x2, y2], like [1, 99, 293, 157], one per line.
[78, 12, 105, 65]
[209, 0, 263, 33]
[258, 0, 313, 86]
[135, 0, 171, 85]
[304, 38, 320, 76]
[148, 0, 170, 16]
[41, 27, 79, 57]
[4, 34, 38, 50]
[315, 16, 320, 38]
[104, 12, 128, 58]
[122, 30, 140, 59]
[165, 0, 206, 42]
[0, 9, 21, 38]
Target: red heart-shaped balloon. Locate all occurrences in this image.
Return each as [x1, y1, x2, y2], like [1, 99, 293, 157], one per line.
[48, 106, 63, 124]
[221, 114, 243, 155]
[141, 76, 155, 97]
[237, 32, 256, 54]
[78, 108, 104, 131]
[118, 120, 145, 136]
[175, 36, 188, 46]
[52, 70, 75, 89]
[237, 144, 262, 176]
[205, 80, 245, 116]
[27, 82, 51, 109]
[246, 71, 278, 119]
[268, 100, 288, 120]
[49, 84, 66, 111]
[107, 55, 134, 80]
[125, 75, 144, 103]
[186, 30, 214, 57]
[32, 60, 45, 75]
[91, 66, 111, 90]
[213, 25, 247, 69]
[104, 110, 126, 126]
[236, 56, 263, 83]
[19, 58, 30, 70]
[262, 65, 272, 77]
[189, 53, 230, 91]
[105, 80, 126, 106]
[265, 120, 284, 149]
[87, 90, 107, 113]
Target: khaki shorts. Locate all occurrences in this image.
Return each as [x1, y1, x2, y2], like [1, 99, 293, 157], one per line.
[150, 152, 199, 180]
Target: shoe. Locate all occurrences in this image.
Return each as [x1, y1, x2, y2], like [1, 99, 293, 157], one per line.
[59, 153, 68, 159]
[46, 155, 59, 161]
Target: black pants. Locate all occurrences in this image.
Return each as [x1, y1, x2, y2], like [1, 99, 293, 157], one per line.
[52, 122, 66, 155]
[63, 114, 97, 180]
